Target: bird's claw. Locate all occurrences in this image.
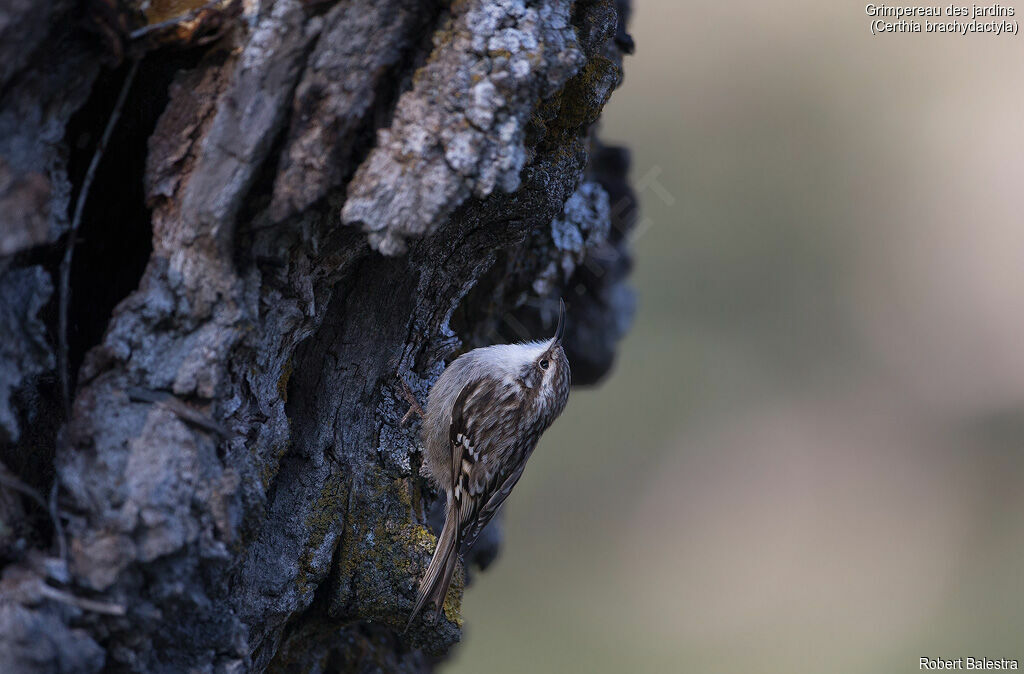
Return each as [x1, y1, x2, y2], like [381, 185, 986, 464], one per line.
[398, 376, 425, 425]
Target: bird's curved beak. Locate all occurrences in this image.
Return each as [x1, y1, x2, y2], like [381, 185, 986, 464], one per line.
[553, 298, 565, 344]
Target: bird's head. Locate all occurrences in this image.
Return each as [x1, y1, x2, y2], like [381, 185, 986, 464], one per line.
[517, 299, 571, 421]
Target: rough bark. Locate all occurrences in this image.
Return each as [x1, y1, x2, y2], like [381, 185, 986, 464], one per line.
[0, 0, 636, 671]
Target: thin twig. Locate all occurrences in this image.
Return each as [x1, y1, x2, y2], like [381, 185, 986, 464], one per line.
[49, 479, 67, 562]
[37, 583, 127, 616]
[127, 387, 231, 438]
[128, 0, 225, 40]
[0, 463, 67, 562]
[0, 467, 48, 511]
[59, 59, 140, 421]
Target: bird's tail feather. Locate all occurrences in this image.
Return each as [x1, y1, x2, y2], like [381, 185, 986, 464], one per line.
[406, 500, 459, 631]
[428, 534, 460, 609]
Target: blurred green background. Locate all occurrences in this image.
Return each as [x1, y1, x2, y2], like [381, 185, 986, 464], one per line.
[448, 2, 1024, 672]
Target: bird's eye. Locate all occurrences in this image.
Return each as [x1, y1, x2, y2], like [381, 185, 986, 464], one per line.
[539, 359, 549, 370]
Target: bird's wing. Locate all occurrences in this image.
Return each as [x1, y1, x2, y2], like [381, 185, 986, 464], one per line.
[449, 377, 533, 552]
[460, 461, 527, 551]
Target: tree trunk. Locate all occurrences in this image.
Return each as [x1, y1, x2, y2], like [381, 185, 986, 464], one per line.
[0, 0, 636, 671]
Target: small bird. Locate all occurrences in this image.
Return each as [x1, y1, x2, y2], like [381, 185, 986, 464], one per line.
[406, 300, 571, 628]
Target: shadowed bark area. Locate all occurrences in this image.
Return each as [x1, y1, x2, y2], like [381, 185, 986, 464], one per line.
[0, 0, 636, 671]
